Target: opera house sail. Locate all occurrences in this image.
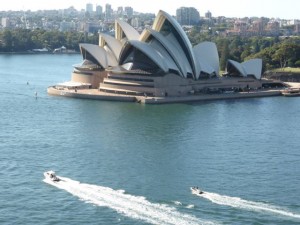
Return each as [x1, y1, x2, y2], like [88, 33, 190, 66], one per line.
[48, 10, 282, 103]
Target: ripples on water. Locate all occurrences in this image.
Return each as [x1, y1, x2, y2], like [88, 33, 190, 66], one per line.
[0, 54, 300, 225]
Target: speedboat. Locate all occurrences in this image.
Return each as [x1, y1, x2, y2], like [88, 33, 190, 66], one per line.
[44, 170, 60, 182]
[191, 187, 204, 195]
[281, 88, 300, 97]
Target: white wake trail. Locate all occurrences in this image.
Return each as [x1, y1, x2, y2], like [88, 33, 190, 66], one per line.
[195, 191, 300, 219]
[44, 177, 216, 225]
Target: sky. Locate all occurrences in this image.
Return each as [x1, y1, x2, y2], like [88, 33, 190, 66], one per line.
[1, 0, 299, 19]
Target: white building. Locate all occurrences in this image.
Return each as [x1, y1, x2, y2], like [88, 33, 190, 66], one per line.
[49, 10, 266, 100]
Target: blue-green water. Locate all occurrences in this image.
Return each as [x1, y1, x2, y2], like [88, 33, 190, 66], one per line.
[1, 54, 300, 225]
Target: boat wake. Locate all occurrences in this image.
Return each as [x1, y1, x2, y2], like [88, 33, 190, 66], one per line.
[43, 176, 215, 225]
[195, 191, 300, 219]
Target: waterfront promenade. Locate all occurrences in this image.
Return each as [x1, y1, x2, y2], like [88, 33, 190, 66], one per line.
[48, 86, 285, 104]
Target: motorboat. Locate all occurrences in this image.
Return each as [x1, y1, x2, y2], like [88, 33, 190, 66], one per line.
[281, 88, 300, 97]
[191, 186, 204, 195]
[44, 170, 60, 182]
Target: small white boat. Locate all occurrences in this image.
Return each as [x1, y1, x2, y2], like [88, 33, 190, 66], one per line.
[281, 88, 300, 97]
[191, 187, 204, 195]
[44, 170, 60, 182]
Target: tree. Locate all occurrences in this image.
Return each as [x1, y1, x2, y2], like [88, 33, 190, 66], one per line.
[1, 30, 13, 52]
[218, 39, 230, 71]
[295, 60, 300, 67]
[273, 43, 298, 69]
[241, 45, 251, 61]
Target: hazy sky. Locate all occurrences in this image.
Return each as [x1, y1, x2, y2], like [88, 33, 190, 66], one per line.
[2, 0, 299, 19]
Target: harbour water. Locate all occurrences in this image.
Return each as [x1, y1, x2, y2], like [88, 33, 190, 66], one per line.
[0, 54, 300, 224]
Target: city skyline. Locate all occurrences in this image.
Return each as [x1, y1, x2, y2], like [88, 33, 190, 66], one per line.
[1, 0, 300, 20]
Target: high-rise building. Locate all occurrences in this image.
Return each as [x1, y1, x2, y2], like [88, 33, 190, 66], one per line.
[124, 7, 133, 18]
[117, 7, 123, 16]
[1, 18, 10, 28]
[176, 7, 200, 25]
[96, 5, 103, 16]
[86, 3, 93, 13]
[205, 11, 212, 19]
[105, 4, 112, 21]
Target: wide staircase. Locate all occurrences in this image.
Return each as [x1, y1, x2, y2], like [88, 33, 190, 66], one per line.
[99, 73, 156, 96]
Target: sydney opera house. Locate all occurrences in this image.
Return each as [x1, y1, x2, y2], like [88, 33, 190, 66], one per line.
[48, 10, 282, 103]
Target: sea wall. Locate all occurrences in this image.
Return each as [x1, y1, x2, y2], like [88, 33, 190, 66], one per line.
[264, 71, 300, 82]
[48, 86, 282, 104]
[138, 90, 281, 104]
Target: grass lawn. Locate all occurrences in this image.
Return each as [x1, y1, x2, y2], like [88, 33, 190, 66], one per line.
[273, 67, 300, 73]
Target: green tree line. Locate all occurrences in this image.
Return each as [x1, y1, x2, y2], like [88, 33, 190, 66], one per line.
[0, 29, 98, 52]
[189, 29, 300, 71]
[1, 28, 300, 72]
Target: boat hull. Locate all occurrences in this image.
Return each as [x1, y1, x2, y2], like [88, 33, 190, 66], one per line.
[281, 88, 300, 97]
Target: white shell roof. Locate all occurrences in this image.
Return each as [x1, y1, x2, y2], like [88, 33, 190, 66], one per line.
[103, 46, 118, 66]
[227, 59, 262, 79]
[115, 19, 140, 41]
[80, 43, 108, 68]
[227, 60, 247, 76]
[193, 42, 220, 77]
[153, 10, 199, 78]
[146, 38, 180, 73]
[78, 11, 264, 81]
[242, 59, 262, 79]
[140, 28, 193, 77]
[99, 33, 123, 60]
[119, 40, 169, 73]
